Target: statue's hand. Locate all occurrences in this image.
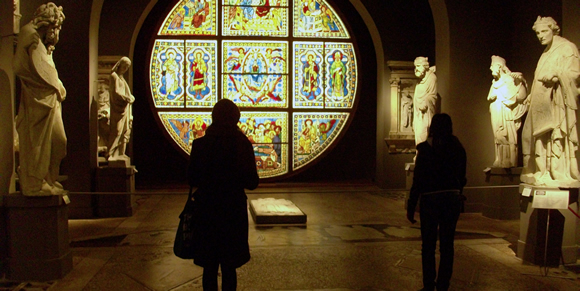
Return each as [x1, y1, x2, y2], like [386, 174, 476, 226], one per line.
[511, 72, 523, 81]
[540, 75, 559, 87]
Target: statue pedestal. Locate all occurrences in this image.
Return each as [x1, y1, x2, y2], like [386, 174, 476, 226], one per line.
[94, 166, 136, 217]
[1, 193, 72, 281]
[517, 184, 579, 266]
[482, 167, 521, 220]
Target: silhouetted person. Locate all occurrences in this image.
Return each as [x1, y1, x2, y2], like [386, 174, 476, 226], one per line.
[407, 113, 467, 291]
[187, 99, 259, 290]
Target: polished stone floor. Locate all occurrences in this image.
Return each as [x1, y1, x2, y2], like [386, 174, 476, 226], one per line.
[3, 185, 580, 290]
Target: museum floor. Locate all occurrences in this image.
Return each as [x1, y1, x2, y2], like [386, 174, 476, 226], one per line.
[4, 184, 580, 290]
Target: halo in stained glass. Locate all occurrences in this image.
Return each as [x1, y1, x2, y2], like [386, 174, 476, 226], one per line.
[293, 112, 349, 170]
[150, 40, 186, 108]
[294, 0, 349, 39]
[158, 0, 217, 35]
[185, 40, 217, 108]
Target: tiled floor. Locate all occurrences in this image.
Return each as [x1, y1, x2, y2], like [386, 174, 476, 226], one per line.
[2, 185, 580, 290]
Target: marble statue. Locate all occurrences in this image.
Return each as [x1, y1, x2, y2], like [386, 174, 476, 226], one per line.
[13, 3, 66, 196]
[107, 56, 135, 166]
[487, 55, 528, 168]
[413, 57, 437, 145]
[97, 81, 110, 157]
[521, 16, 580, 187]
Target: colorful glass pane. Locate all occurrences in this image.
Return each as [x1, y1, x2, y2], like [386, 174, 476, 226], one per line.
[293, 42, 324, 108]
[158, 112, 212, 154]
[324, 43, 356, 108]
[222, 1, 288, 37]
[158, 0, 217, 35]
[222, 41, 288, 108]
[293, 112, 349, 170]
[185, 40, 217, 108]
[240, 111, 288, 178]
[150, 40, 186, 108]
[294, 0, 349, 38]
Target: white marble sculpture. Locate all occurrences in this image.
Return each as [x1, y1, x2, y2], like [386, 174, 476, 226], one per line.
[13, 3, 67, 196]
[521, 16, 580, 187]
[413, 57, 437, 145]
[107, 56, 135, 166]
[487, 55, 528, 168]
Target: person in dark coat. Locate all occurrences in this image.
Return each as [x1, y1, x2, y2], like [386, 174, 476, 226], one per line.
[187, 98, 259, 290]
[407, 113, 467, 291]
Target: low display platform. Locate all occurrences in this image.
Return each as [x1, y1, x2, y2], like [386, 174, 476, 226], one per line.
[249, 198, 307, 225]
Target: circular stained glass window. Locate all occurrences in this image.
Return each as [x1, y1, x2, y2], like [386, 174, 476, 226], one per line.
[149, 0, 358, 180]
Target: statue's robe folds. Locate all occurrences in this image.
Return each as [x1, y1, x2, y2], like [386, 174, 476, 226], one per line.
[413, 69, 437, 145]
[13, 22, 67, 193]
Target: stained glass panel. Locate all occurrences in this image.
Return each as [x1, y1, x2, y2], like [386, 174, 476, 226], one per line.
[222, 0, 288, 37]
[222, 41, 288, 74]
[239, 111, 288, 178]
[150, 40, 186, 108]
[158, 0, 217, 35]
[159, 112, 212, 154]
[293, 112, 349, 170]
[294, 0, 349, 38]
[293, 42, 324, 108]
[185, 40, 217, 108]
[324, 43, 356, 108]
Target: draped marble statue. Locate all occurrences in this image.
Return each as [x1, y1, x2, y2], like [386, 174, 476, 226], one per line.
[13, 3, 67, 196]
[521, 17, 580, 187]
[487, 55, 528, 168]
[413, 57, 437, 146]
[107, 56, 135, 166]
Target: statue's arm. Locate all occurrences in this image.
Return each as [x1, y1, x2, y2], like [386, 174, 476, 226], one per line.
[112, 74, 135, 104]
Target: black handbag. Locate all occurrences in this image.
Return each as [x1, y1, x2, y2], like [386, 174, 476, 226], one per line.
[174, 187, 197, 259]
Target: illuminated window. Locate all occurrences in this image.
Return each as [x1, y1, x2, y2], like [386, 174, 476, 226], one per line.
[149, 0, 358, 180]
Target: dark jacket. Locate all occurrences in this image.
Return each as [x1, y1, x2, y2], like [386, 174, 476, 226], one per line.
[187, 123, 259, 268]
[407, 136, 467, 213]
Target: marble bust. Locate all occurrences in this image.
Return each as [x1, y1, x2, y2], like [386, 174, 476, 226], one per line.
[487, 55, 528, 168]
[107, 56, 135, 167]
[521, 16, 580, 187]
[13, 2, 67, 196]
[413, 56, 437, 146]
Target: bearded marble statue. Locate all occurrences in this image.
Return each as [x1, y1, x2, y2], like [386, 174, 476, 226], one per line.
[413, 57, 437, 146]
[487, 55, 528, 168]
[13, 3, 67, 196]
[107, 56, 135, 165]
[521, 17, 580, 187]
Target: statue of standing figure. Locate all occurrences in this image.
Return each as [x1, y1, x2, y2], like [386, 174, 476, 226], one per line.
[13, 3, 67, 196]
[413, 57, 438, 146]
[521, 16, 580, 186]
[107, 57, 135, 166]
[487, 55, 528, 168]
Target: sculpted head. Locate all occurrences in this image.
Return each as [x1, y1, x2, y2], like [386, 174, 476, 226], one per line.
[33, 2, 65, 54]
[112, 57, 131, 75]
[414, 57, 429, 78]
[533, 16, 559, 46]
[490, 55, 508, 78]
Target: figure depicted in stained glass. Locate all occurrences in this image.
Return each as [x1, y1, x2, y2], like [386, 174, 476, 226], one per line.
[169, 8, 185, 29]
[329, 51, 347, 100]
[302, 53, 319, 100]
[298, 119, 317, 153]
[190, 50, 208, 99]
[320, 4, 338, 32]
[226, 47, 245, 71]
[170, 119, 191, 144]
[300, 0, 319, 31]
[318, 119, 336, 142]
[161, 49, 181, 99]
[191, 0, 209, 28]
[192, 116, 207, 139]
[265, 48, 285, 73]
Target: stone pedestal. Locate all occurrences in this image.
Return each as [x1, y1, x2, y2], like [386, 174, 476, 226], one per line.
[482, 167, 521, 220]
[94, 166, 136, 217]
[249, 198, 307, 224]
[1, 193, 72, 281]
[517, 185, 579, 266]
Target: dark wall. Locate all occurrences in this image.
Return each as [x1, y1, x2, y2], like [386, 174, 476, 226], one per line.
[19, 1, 92, 192]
